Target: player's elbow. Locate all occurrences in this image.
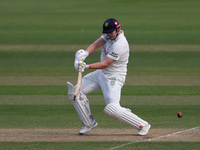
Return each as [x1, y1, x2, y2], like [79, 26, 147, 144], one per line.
[101, 58, 115, 69]
[101, 62, 110, 69]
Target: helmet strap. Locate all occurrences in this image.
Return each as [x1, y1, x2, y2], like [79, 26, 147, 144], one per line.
[112, 24, 121, 40]
[112, 30, 120, 40]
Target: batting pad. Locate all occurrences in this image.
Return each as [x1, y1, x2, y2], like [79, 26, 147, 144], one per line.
[67, 81, 95, 127]
[67, 81, 75, 100]
[104, 103, 148, 130]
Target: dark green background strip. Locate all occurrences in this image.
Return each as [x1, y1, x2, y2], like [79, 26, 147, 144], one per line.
[0, 86, 200, 95]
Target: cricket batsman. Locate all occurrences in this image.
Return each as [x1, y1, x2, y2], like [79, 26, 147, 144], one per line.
[67, 18, 151, 135]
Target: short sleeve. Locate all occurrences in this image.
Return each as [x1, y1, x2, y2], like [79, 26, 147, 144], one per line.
[101, 34, 107, 42]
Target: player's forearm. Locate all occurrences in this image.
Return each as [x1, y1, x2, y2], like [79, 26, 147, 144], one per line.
[86, 38, 105, 54]
[88, 62, 109, 69]
[87, 57, 115, 69]
[86, 44, 97, 54]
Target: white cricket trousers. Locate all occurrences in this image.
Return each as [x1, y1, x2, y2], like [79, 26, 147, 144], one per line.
[81, 70, 126, 105]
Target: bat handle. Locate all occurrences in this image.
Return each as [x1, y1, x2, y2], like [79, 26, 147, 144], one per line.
[78, 59, 83, 72]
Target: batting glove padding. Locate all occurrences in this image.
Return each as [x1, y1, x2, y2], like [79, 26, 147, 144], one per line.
[74, 60, 79, 71]
[75, 49, 89, 61]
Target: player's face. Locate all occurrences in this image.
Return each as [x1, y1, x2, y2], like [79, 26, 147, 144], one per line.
[107, 30, 117, 40]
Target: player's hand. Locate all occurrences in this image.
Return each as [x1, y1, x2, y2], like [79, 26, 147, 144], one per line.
[75, 49, 89, 61]
[78, 60, 89, 72]
[74, 60, 89, 72]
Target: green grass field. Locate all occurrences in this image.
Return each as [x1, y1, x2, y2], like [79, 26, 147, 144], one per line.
[0, 0, 200, 149]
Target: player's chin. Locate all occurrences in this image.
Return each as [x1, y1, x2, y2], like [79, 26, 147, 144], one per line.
[109, 36, 116, 40]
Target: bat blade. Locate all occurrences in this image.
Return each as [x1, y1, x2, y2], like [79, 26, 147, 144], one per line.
[74, 68, 82, 101]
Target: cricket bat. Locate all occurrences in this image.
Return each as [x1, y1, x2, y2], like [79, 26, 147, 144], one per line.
[74, 62, 83, 101]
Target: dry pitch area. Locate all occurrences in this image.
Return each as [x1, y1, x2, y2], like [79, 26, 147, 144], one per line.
[0, 128, 199, 142]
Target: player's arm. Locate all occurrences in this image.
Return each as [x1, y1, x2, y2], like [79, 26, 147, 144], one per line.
[77, 56, 115, 72]
[86, 37, 105, 54]
[88, 57, 115, 69]
[75, 37, 105, 61]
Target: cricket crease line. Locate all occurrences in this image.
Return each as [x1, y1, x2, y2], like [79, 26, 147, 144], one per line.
[110, 126, 200, 150]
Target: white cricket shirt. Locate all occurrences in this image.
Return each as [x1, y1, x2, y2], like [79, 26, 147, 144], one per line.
[100, 31, 130, 76]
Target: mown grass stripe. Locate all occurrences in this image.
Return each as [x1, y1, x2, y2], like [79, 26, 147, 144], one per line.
[0, 142, 199, 150]
[1, 51, 200, 76]
[1, 95, 200, 105]
[0, 105, 199, 129]
[0, 86, 200, 95]
[1, 45, 200, 51]
[1, 76, 200, 86]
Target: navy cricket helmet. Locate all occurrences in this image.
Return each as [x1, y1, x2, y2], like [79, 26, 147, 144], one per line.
[102, 18, 121, 33]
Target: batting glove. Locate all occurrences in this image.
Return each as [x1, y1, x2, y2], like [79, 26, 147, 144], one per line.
[75, 49, 89, 61]
[78, 60, 89, 72]
[74, 60, 89, 72]
[74, 60, 79, 71]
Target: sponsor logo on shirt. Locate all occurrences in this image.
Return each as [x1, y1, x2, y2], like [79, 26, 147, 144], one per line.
[110, 52, 118, 58]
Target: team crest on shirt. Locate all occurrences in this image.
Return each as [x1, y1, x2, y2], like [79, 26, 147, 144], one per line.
[110, 80, 115, 86]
